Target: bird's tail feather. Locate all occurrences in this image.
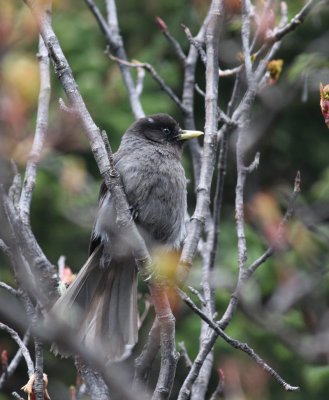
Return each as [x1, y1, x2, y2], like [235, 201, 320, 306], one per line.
[51, 245, 138, 361]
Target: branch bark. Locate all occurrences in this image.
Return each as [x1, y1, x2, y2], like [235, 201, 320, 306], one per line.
[178, 0, 222, 282]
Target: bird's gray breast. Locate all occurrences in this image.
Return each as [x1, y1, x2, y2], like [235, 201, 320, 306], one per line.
[115, 141, 187, 249]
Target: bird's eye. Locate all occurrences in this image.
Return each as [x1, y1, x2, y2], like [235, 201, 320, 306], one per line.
[162, 127, 171, 135]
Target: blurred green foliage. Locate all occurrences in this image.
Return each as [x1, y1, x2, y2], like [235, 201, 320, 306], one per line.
[1, 0, 329, 399]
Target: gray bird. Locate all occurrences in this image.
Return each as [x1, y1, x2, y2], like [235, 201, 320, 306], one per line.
[51, 114, 203, 361]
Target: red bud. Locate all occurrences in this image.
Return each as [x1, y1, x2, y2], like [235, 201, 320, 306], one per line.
[156, 16, 168, 32]
[1, 350, 8, 371]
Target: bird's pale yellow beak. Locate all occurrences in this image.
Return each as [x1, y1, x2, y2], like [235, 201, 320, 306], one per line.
[178, 130, 204, 141]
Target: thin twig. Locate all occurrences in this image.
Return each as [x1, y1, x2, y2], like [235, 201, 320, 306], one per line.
[268, 0, 316, 44]
[0, 282, 18, 297]
[84, 0, 144, 118]
[194, 84, 233, 126]
[187, 286, 206, 306]
[246, 151, 260, 173]
[0, 331, 31, 389]
[109, 55, 187, 112]
[219, 65, 242, 77]
[178, 342, 192, 369]
[0, 323, 34, 377]
[220, 171, 301, 328]
[12, 392, 25, 400]
[181, 24, 206, 65]
[156, 16, 186, 66]
[176, 288, 300, 392]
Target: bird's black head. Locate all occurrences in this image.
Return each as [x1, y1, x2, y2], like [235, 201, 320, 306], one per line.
[128, 114, 182, 146]
[127, 114, 203, 148]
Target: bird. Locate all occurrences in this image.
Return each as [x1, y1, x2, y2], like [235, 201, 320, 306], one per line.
[51, 113, 203, 361]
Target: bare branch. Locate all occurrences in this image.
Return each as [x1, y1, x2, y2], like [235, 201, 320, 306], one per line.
[178, 342, 192, 369]
[0, 323, 34, 378]
[84, 0, 144, 118]
[33, 335, 44, 400]
[19, 24, 51, 225]
[187, 285, 206, 306]
[178, 328, 217, 400]
[268, 0, 318, 44]
[135, 66, 146, 98]
[194, 84, 234, 126]
[178, 1, 222, 282]
[149, 284, 179, 400]
[176, 288, 300, 393]
[235, 128, 248, 272]
[109, 55, 187, 112]
[0, 185, 58, 306]
[0, 282, 18, 297]
[241, 0, 254, 84]
[220, 171, 301, 328]
[156, 16, 186, 65]
[181, 24, 206, 65]
[219, 65, 242, 77]
[0, 331, 31, 389]
[12, 392, 25, 400]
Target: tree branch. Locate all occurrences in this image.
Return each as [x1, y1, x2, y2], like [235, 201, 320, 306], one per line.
[19, 20, 51, 225]
[0, 323, 34, 378]
[109, 55, 187, 112]
[176, 288, 299, 393]
[0, 331, 30, 389]
[84, 0, 145, 118]
[268, 0, 317, 44]
[178, 0, 222, 282]
[156, 16, 186, 66]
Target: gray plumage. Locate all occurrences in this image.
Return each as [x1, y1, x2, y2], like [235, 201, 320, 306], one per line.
[51, 114, 196, 362]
